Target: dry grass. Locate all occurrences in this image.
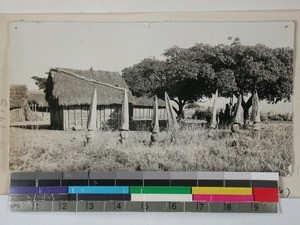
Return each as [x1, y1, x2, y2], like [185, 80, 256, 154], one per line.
[9, 122, 293, 176]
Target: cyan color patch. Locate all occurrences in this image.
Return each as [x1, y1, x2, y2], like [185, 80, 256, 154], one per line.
[68, 186, 129, 194]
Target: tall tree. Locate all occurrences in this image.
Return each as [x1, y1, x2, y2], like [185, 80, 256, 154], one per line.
[123, 48, 205, 118]
[163, 46, 204, 117]
[122, 41, 293, 122]
[31, 76, 47, 91]
[232, 44, 293, 122]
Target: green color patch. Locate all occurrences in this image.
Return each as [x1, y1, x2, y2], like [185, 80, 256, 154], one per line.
[130, 186, 191, 194]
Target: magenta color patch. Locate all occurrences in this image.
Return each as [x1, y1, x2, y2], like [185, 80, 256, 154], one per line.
[193, 194, 254, 202]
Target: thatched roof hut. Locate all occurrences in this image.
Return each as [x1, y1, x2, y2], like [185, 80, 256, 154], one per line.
[46, 68, 133, 107]
[10, 85, 28, 110]
[28, 91, 48, 108]
[133, 96, 165, 108]
[45, 68, 134, 130]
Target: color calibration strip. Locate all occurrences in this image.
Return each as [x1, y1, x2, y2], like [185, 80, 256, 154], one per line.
[9, 172, 279, 213]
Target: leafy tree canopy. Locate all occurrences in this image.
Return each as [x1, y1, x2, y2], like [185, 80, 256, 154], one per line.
[31, 76, 47, 91]
[122, 40, 293, 118]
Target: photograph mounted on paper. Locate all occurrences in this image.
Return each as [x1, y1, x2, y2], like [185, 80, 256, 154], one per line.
[9, 21, 294, 175]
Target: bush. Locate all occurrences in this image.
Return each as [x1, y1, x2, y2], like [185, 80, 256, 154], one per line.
[193, 107, 212, 123]
[260, 112, 293, 122]
[260, 112, 269, 122]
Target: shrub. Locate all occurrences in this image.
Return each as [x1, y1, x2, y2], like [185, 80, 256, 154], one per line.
[193, 107, 212, 123]
[261, 112, 293, 122]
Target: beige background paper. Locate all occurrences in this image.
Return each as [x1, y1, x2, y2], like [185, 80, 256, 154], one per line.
[0, 11, 299, 196]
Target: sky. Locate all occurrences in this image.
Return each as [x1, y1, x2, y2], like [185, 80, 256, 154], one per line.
[9, 21, 294, 113]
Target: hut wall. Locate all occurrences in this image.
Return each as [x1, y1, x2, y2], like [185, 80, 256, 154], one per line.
[10, 108, 26, 122]
[133, 107, 167, 120]
[60, 104, 121, 130]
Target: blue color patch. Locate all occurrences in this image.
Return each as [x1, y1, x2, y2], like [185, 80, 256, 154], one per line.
[68, 186, 129, 194]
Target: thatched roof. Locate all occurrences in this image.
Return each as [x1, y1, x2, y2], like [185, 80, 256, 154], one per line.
[28, 91, 48, 108]
[10, 85, 28, 110]
[133, 96, 165, 107]
[46, 68, 133, 106]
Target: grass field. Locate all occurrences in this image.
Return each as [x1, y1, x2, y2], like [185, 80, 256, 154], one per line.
[9, 122, 293, 176]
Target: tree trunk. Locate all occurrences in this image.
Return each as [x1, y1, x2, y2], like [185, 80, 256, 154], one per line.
[241, 95, 253, 125]
[172, 99, 186, 119]
[233, 92, 253, 125]
[243, 106, 250, 124]
[173, 103, 184, 119]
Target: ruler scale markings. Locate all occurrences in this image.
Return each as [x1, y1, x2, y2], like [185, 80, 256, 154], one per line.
[8, 171, 280, 213]
[105, 201, 125, 212]
[185, 202, 209, 212]
[34, 201, 53, 212]
[124, 201, 145, 212]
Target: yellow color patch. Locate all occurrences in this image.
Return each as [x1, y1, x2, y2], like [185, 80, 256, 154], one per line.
[192, 187, 252, 195]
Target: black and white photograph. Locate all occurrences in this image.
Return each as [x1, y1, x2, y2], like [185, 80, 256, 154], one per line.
[9, 21, 294, 175]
